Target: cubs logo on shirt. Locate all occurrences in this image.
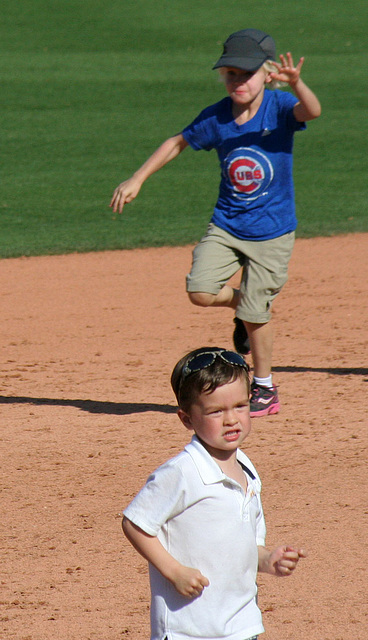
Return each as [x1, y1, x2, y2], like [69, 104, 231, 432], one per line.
[225, 148, 274, 201]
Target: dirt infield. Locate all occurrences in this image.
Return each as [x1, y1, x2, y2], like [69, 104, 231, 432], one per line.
[1, 234, 367, 640]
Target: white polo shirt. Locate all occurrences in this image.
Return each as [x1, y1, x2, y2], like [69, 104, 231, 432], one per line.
[123, 436, 266, 640]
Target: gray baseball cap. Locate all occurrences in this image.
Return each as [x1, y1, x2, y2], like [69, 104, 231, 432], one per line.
[213, 29, 276, 71]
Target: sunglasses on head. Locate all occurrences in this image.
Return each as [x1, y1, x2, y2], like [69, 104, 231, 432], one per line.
[181, 349, 249, 382]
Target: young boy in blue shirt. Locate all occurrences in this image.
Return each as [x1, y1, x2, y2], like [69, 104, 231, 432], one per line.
[122, 347, 306, 640]
[111, 29, 321, 417]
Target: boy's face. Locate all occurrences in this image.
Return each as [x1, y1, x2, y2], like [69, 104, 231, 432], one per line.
[178, 376, 251, 460]
[222, 65, 269, 107]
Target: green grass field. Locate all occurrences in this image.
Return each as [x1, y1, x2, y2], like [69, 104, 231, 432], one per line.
[1, 0, 366, 257]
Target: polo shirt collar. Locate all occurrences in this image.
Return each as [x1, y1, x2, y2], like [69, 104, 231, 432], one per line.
[184, 435, 253, 485]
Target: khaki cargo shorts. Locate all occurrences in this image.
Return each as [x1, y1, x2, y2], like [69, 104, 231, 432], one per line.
[186, 223, 295, 324]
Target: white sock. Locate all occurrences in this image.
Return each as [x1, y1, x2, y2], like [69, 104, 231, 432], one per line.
[253, 375, 273, 389]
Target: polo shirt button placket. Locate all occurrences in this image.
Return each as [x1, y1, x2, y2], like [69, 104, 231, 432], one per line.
[242, 487, 255, 520]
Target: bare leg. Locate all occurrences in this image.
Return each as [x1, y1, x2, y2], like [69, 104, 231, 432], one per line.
[188, 286, 239, 310]
[244, 321, 273, 379]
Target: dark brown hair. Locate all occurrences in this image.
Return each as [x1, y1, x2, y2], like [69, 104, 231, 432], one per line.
[171, 347, 250, 412]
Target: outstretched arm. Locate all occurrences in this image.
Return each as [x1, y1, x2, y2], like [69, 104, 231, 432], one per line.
[258, 544, 307, 576]
[269, 52, 321, 122]
[110, 133, 188, 214]
[122, 516, 209, 597]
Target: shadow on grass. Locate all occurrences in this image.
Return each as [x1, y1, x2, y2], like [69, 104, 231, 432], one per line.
[0, 396, 178, 415]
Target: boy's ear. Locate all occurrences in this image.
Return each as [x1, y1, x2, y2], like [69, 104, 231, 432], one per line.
[177, 408, 194, 431]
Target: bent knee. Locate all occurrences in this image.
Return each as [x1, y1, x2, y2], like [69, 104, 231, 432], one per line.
[188, 291, 216, 307]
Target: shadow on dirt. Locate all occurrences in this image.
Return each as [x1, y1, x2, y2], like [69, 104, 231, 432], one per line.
[273, 366, 368, 377]
[0, 396, 178, 415]
[1, 366, 367, 415]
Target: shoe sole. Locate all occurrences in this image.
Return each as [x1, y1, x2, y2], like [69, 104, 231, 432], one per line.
[250, 401, 280, 418]
[233, 319, 251, 355]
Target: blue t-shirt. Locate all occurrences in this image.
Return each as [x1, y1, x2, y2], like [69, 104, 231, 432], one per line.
[182, 89, 306, 241]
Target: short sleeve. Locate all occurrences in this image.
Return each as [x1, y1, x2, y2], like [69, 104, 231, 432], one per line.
[278, 90, 307, 132]
[123, 460, 188, 536]
[182, 99, 229, 151]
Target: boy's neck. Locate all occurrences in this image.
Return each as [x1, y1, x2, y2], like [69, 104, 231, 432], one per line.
[196, 436, 239, 463]
[218, 455, 247, 492]
[197, 438, 247, 490]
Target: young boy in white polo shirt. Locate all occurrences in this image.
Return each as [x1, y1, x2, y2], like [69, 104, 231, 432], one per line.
[122, 347, 306, 640]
